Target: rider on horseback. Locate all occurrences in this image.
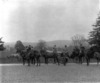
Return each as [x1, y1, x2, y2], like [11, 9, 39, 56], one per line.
[79, 44, 85, 57]
[72, 46, 80, 58]
[79, 44, 85, 63]
[53, 45, 57, 54]
[80, 44, 85, 53]
[53, 45, 60, 64]
[63, 45, 68, 57]
[40, 47, 47, 56]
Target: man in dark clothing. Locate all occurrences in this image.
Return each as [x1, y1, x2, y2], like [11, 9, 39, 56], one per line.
[53, 45, 57, 54]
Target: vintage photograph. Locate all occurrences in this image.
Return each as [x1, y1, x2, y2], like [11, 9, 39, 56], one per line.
[0, 0, 100, 83]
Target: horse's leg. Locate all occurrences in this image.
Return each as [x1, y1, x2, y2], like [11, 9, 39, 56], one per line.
[45, 57, 47, 64]
[33, 58, 35, 65]
[79, 57, 80, 63]
[46, 57, 48, 64]
[82, 57, 83, 63]
[27, 59, 30, 66]
[32, 57, 35, 65]
[45, 57, 48, 64]
[79, 57, 82, 64]
[81, 54, 85, 64]
[45, 58, 47, 64]
[54, 57, 56, 64]
[97, 58, 99, 66]
[82, 56, 85, 63]
[54, 58, 55, 64]
[56, 57, 60, 65]
[80, 57, 82, 64]
[23, 58, 25, 65]
[65, 58, 68, 66]
[31, 58, 33, 64]
[37, 57, 40, 66]
[39, 57, 41, 66]
[81, 57, 83, 64]
[55, 57, 57, 63]
[64, 58, 66, 66]
[36, 58, 38, 66]
[86, 58, 89, 66]
[78, 58, 79, 63]
[46, 58, 48, 64]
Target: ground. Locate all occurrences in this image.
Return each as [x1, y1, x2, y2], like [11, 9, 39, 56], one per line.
[0, 63, 100, 83]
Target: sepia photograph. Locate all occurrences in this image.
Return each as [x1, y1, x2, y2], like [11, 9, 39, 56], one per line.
[0, 0, 100, 83]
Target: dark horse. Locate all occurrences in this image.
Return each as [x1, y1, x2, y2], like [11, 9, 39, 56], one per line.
[33, 50, 41, 66]
[94, 52, 100, 65]
[86, 46, 100, 66]
[28, 49, 36, 65]
[40, 50, 60, 65]
[17, 49, 41, 66]
[70, 47, 85, 64]
[17, 49, 31, 66]
[59, 52, 69, 66]
[70, 47, 80, 63]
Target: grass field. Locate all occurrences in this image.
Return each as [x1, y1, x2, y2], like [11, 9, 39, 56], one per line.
[1, 63, 100, 83]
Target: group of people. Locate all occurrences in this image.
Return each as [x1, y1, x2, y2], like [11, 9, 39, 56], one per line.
[53, 45, 68, 57]
[53, 44, 85, 56]
[16, 43, 88, 66]
[23, 44, 85, 58]
[17, 43, 100, 66]
[24, 44, 68, 53]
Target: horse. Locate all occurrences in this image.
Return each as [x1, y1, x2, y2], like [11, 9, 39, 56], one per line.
[28, 50, 36, 65]
[40, 49, 48, 64]
[70, 47, 85, 64]
[33, 50, 41, 66]
[94, 52, 100, 65]
[17, 49, 31, 66]
[70, 48, 80, 63]
[85, 46, 100, 66]
[59, 52, 69, 66]
[78, 49, 85, 64]
[41, 50, 60, 65]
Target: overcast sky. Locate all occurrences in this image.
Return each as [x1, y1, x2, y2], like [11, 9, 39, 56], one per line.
[0, 0, 99, 42]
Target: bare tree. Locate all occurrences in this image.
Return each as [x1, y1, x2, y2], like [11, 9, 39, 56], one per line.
[71, 34, 87, 47]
